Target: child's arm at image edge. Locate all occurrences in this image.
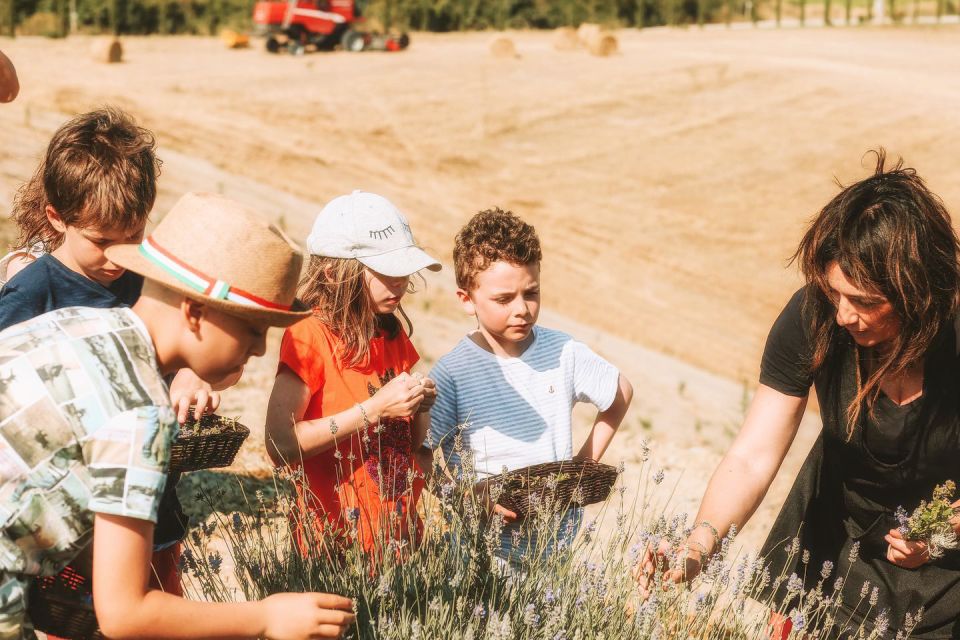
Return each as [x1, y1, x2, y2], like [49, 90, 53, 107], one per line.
[575, 372, 633, 462]
[92, 514, 355, 640]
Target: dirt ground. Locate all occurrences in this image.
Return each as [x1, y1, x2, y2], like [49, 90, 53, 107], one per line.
[2, 25, 959, 554]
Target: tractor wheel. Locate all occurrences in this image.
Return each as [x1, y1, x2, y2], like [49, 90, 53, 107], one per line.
[265, 35, 281, 53]
[397, 32, 410, 49]
[341, 29, 366, 52]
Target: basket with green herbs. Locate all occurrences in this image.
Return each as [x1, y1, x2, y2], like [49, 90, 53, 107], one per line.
[487, 458, 620, 519]
[28, 563, 103, 640]
[169, 413, 250, 473]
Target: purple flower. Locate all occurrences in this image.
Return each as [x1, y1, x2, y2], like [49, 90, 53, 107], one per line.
[894, 505, 910, 535]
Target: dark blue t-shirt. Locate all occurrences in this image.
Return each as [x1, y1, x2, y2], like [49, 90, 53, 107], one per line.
[0, 253, 186, 545]
[0, 253, 144, 331]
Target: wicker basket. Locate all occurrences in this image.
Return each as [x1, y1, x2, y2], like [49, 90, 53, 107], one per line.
[489, 459, 620, 519]
[169, 414, 250, 473]
[28, 564, 103, 640]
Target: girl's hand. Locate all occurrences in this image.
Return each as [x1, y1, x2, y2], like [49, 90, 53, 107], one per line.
[416, 375, 437, 413]
[168, 369, 221, 424]
[885, 528, 931, 569]
[261, 592, 355, 639]
[370, 372, 424, 419]
[635, 538, 704, 600]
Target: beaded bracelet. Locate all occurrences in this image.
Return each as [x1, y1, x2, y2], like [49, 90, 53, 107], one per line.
[696, 520, 722, 548]
[356, 402, 370, 429]
[683, 541, 710, 568]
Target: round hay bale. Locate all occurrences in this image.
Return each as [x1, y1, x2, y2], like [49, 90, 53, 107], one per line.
[220, 28, 250, 49]
[587, 32, 618, 57]
[576, 22, 602, 45]
[552, 26, 579, 51]
[91, 37, 123, 64]
[488, 36, 516, 59]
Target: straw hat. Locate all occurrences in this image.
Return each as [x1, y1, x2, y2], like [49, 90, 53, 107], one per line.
[106, 192, 311, 327]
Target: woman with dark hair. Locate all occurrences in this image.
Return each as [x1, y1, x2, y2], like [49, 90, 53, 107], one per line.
[640, 151, 960, 638]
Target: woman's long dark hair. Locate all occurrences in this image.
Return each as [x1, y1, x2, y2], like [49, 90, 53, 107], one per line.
[793, 149, 960, 438]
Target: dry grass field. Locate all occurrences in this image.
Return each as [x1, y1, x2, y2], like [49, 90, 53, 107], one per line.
[2, 25, 959, 553]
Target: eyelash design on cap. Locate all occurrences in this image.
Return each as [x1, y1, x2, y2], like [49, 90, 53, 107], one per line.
[370, 225, 396, 240]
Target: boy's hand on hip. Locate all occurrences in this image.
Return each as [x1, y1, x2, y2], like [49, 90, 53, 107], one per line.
[261, 592, 355, 639]
[371, 372, 424, 419]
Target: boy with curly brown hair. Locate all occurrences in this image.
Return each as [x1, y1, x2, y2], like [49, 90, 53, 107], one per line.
[419, 207, 633, 565]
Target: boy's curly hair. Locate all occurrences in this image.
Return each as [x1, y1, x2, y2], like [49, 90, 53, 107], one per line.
[12, 107, 160, 251]
[454, 207, 542, 291]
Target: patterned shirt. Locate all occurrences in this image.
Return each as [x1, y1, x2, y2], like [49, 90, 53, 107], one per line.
[0, 307, 176, 639]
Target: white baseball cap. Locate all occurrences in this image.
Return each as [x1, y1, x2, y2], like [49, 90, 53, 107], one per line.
[306, 191, 442, 277]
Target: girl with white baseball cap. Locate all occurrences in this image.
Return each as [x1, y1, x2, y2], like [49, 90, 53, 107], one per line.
[265, 190, 441, 553]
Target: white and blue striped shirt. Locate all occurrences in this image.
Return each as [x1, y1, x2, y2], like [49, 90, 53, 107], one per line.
[426, 326, 620, 562]
[427, 325, 620, 476]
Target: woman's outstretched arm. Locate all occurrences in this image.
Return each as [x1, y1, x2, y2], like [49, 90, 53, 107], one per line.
[638, 384, 807, 593]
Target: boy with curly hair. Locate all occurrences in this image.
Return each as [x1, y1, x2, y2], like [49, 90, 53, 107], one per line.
[420, 208, 633, 565]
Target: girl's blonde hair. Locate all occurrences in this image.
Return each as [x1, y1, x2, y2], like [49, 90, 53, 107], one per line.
[299, 256, 414, 368]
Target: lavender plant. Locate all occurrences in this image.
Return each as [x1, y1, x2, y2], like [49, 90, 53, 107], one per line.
[180, 436, 923, 639]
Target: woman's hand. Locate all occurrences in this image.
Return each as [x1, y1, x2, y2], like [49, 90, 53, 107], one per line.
[370, 372, 424, 419]
[168, 369, 221, 424]
[884, 528, 931, 569]
[949, 498, 960, 537]
[635, 539, 705, 600]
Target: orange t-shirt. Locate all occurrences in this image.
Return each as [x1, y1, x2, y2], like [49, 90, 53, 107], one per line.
[278, 316, 423, 552]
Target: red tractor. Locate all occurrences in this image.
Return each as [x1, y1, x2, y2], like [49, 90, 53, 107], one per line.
[252, 0, 409, 53]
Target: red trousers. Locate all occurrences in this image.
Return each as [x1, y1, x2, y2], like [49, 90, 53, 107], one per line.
[768, 612, 793, 640]
[149, 543, 184, 595]
[46, 545, 183, 640]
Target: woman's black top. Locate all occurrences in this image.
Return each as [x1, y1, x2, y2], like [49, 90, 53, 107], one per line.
[758, 289, 960, 639]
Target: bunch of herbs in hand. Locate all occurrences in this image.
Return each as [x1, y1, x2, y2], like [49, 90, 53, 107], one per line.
[896, 481, 960, 559]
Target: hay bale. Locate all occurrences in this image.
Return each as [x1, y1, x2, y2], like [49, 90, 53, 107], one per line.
[552, 26, 579, 51]
[586, 32, 618, 57]
[488, 36, 516, 59]
[91, 37, 123, 64]
[220, 29, 250, 49]
[576, 22, 602, 45]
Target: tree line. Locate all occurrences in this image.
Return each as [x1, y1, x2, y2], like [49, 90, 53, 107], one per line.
[4, 0, 955, 38]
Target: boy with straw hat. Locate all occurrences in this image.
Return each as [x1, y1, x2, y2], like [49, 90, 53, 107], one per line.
[0, 192, 355, 640]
